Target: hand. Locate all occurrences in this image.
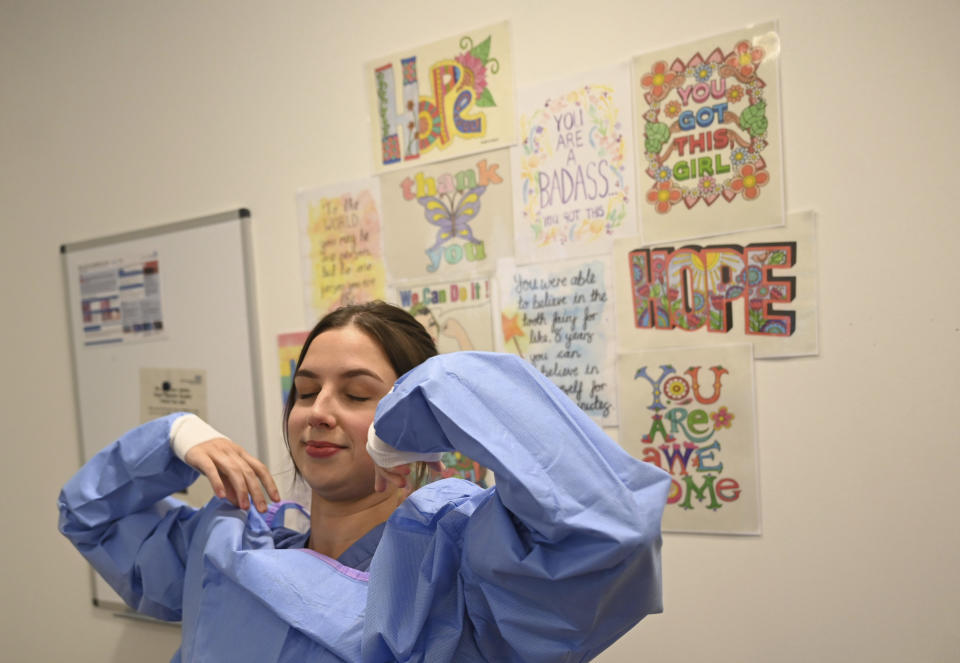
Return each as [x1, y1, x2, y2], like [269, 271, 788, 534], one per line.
[184, 438, 280, 512]
[373, 461, 443, 493]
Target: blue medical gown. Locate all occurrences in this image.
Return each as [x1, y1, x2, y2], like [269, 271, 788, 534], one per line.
[59, 352, 670, 662]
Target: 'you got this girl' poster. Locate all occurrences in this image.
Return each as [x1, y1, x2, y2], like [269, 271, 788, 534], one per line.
[633, 22, 784, 243]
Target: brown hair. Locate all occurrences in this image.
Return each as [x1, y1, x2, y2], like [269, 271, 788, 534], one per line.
[282, 301, 438, 484]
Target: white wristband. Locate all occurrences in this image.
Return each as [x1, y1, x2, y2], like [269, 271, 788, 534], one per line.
[365, 422, 443, 467]
[170, 414, 228, 461]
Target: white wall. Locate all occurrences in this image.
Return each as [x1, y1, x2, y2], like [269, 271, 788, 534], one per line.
[1, 1, 956, 661]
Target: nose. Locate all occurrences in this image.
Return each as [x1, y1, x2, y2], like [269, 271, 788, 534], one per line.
[307, 391, 336, 429]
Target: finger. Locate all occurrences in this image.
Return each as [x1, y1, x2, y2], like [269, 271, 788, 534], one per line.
[387, 470, 408, 490]
[238, 464, 267, 512]
[190, 454, 227, 499]
[425, 461, 444, 473]
[242, 452, 281, 503]
[374, 469, 386, 493]
[215, 457, 252, 510]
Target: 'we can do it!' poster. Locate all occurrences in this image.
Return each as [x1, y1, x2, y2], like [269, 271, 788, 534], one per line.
[634, 22, 784, 243]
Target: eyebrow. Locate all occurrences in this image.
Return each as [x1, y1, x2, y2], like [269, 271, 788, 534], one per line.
[294, 368, 385, 383]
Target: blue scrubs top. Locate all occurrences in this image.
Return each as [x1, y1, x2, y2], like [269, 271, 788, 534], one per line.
[59, 352, 670, 662]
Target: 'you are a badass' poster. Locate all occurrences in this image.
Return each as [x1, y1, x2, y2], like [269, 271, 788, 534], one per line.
[512, 64, 637, 262]
[497, 256, 616, 426]
[618, 344, 759, 534]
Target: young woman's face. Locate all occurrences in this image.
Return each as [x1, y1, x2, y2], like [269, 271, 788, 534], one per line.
[287, 325, 398, 501]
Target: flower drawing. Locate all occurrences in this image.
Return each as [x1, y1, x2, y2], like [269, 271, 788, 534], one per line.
[711, 406, 735, 429]
[726, 40, 765, 78]
[664, 100, 682, 118]
[665, 377, 690, 400]
[730, 146, 750, 168]
[641, 61, 677, 99]
[698, 175, 718, 197]
[456, 52, 488, 94]
[692, 63, 713, 82]
[727, 84, 744, 103]
[647, 181, 683, 214]
[729, 164, 769, 200]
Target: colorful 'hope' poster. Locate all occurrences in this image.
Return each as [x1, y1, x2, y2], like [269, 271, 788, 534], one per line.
[496, 257, 616, 426]
[613, 210, 817, 358]
[617, 344, 759, 535]
[296, 179, 386, 324]
[379, 148, 514, 282]
[366, 21, 515, 173]
[512, 64, 637, 263]
[634, 22, 784, 243]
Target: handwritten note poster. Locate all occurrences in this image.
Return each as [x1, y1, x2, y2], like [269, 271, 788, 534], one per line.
[614, 211, 817, 358]
[497, 257, 616, 426]
[389, 277, 495, 353]
[365, 21, 515, 173]
[512, 64, 637, 262]
[379, 148, 514, 283]
[617, 344, 760, 534]
[634, 22, 783, 242]
[297, 179, 386, 324]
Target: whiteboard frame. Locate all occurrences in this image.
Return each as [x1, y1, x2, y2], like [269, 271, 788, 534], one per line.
[60, 208, 266, 616]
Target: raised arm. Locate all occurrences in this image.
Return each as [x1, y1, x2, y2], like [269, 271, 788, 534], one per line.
[58, 413, 278, 620]
[368, 352, 670, 661]
[58, 414, 202, 620]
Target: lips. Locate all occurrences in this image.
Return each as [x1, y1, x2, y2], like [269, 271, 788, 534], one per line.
[304, 441, 344, 459]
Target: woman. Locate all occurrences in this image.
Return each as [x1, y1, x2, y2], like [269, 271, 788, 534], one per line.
[59, 301, 670, 662]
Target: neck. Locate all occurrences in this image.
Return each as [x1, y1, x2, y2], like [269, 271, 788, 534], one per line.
[307, 488, 402, 559]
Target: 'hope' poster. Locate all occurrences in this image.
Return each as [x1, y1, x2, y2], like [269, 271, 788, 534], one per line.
[366, 21, 515, 173]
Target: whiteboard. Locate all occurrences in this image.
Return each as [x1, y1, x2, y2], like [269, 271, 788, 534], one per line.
[61, 208, 266, 614]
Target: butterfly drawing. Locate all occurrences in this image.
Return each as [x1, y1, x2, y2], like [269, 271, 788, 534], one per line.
[417, 186, 487, 251]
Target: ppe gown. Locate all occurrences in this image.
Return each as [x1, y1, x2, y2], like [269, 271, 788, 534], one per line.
[59, 352, 670, 662]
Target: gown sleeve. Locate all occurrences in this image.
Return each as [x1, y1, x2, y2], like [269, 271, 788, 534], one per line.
[367, 352, 671, 662]
[57, 413, 203, 621]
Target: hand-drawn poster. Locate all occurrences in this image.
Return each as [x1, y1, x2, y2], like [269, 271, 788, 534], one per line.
[278, 330, 311, 405]
[297, 179, 386, 324]
[77, 251, 165, 346]
[634, 22, 783, 242]
[617, 344, 759, 534]
[379, 148, 514, 282]
[388, 277, 495, 488]
[496, 257, 617, 426]
[389, 277, 495, 353]
[614, 210, 817, 358]
[366, 21, 515, 173]
[512, 64, 637, 263]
